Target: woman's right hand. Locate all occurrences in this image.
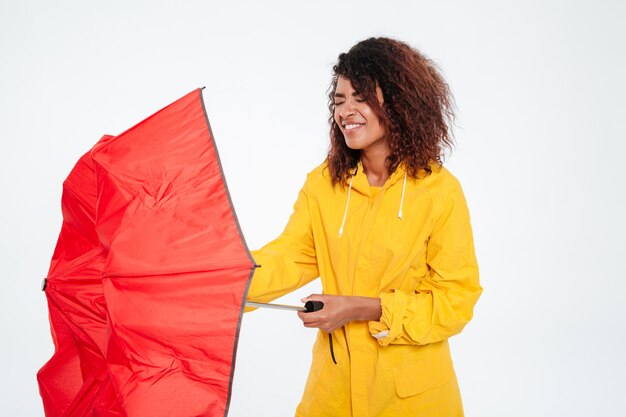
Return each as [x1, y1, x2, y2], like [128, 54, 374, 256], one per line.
[297, 294, 382, 333]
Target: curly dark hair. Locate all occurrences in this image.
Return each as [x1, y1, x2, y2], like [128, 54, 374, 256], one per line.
[327, 37, 455, 184]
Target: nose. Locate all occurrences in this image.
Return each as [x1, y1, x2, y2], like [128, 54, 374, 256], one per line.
[339, 103, 357, 119]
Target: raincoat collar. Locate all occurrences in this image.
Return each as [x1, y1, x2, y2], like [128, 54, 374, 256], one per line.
[349, 161, 408, 196]
[338, 161, 409, 237]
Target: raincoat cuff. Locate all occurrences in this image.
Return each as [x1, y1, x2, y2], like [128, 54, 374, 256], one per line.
[368, 290, 408, 346]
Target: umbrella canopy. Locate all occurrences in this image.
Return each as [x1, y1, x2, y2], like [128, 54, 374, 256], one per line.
[39, 89, 255, 417]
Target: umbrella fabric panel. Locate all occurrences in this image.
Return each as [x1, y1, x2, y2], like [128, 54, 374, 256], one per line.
[91, 89, 251, 277]
[101, 268, 252, 416]
[39, 89, 254, 417]
[89, 89, 254, 416]
[38, 148, 113, 417]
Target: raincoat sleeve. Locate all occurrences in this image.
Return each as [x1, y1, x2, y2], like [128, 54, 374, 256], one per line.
[369, 179, 482, 346]
[246, 176, 319, 304]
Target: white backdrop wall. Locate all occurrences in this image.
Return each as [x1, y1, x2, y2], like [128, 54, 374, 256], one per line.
[1, 1, 625, 416]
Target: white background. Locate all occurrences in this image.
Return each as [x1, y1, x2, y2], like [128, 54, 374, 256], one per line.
[1, 1, 625, 416]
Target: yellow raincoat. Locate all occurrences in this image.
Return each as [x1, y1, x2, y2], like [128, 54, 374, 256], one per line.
[248, 161, 481, 417]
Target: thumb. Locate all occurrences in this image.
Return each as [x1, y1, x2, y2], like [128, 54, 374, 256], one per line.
[301, 293, 323, 303]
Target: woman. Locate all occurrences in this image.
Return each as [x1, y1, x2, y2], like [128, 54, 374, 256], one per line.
[247, 37, 481, 417]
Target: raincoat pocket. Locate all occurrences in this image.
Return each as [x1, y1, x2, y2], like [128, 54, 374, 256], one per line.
[392, 358, 453, 398]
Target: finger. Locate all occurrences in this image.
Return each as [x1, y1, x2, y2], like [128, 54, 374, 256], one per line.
[302, 320, 324, 327]
[297, 311, 319, 323]
[300, 294, 319, 303]
[302, 316, 327, 327]
[300, 315, 324, 325]
[301, 294, 325, 303]
[298, 310, 308, 318]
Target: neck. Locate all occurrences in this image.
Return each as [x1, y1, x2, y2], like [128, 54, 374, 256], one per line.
[361, 145, 390, 187]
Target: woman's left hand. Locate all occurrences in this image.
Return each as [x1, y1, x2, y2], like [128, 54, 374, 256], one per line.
[297, 294, 382, 333]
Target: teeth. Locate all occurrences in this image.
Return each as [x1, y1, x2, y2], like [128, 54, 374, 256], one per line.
[344, 123, 363, 130]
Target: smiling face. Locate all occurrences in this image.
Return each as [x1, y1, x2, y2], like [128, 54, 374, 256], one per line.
[333, 76, 388, 153]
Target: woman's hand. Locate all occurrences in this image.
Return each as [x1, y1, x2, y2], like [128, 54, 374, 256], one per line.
[297, 294, 382, 333]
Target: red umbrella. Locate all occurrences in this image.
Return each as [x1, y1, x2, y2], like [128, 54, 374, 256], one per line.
[39, 89, 256, 417]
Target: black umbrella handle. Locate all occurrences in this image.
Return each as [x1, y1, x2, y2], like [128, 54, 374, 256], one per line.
[302, 300, 337, 365]
[304, 301, 324, 313]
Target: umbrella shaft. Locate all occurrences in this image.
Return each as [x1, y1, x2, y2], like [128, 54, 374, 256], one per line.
[245, 301, 306, 312]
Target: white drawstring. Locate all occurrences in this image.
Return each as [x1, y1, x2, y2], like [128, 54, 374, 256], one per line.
[397, 171, 407, 220]
[338, 174, 354, 237]
[339, 169, 406, 237]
